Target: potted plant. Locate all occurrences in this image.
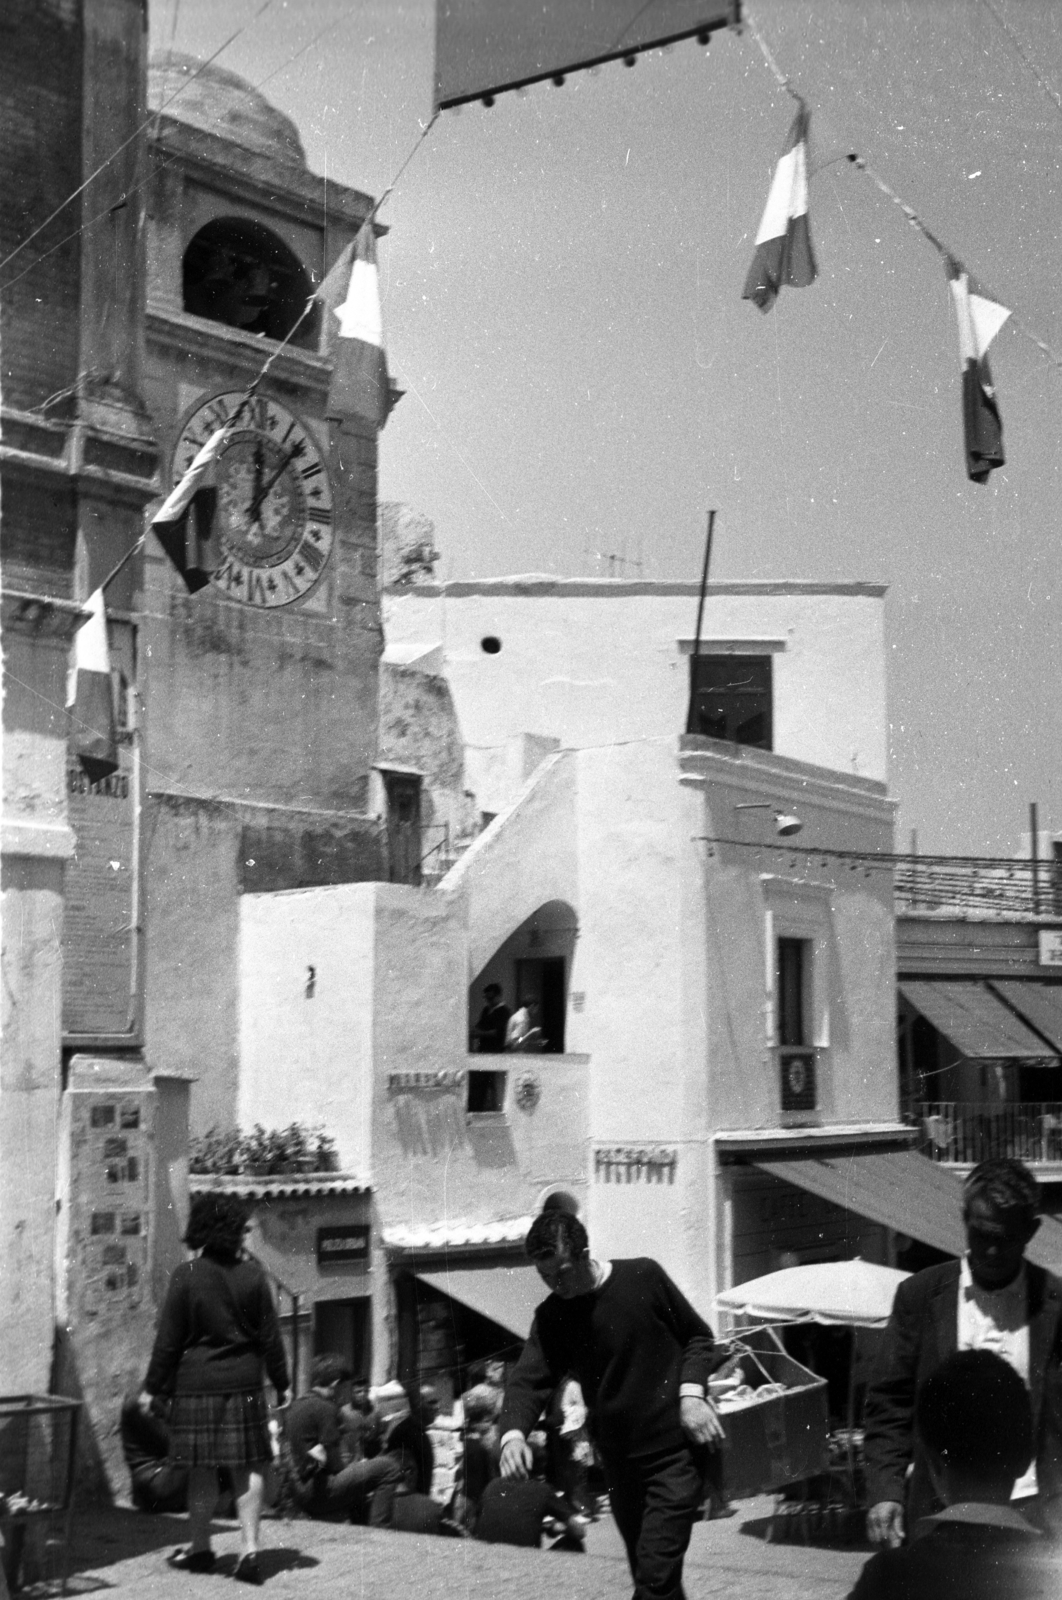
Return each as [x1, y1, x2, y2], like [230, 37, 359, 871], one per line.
[239, 1125, 276, 1176]
[312, 1128, 339, 1173]
[189, 1126, 243, 1175]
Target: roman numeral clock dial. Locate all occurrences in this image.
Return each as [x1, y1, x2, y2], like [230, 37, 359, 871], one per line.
[172, 391, 335, 608]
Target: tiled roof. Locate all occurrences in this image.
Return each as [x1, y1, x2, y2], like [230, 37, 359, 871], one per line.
[382, 1216, 535, 1251]
[188, 1174, 371, 1199]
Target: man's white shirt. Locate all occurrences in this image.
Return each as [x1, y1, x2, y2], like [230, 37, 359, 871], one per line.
[957, 1254, 1036, 1498]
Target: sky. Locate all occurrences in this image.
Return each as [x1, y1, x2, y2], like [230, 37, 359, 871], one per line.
[152, 0, 1062, 858]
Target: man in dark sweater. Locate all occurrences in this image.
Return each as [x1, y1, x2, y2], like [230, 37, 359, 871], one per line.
[498, 1210, 728, 1600]
[284, 1356, 402, 1525]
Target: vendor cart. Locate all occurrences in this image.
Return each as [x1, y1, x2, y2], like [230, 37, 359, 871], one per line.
[715, 1259, 910, 1541]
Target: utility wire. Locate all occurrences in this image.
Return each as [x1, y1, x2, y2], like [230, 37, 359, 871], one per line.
[0, 0, 278, 282]
[978, 0, 1062, 122]
[846, 153, 1062, 373]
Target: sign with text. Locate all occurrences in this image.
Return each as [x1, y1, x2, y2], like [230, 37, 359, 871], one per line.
[1039, 930, 1062, 968]
[594, 1146, 677, 1184]
[317, 1225, 370, 1267]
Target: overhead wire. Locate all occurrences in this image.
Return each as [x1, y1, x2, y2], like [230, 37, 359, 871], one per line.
[740, 4, 1062, 379]
[0, 0, 279, 282]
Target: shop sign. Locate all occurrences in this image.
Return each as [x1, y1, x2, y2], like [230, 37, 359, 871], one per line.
[386, 1069, 465, 1091]
[317, 1225, 370, 1266]
[594, 1146, 677, 1184]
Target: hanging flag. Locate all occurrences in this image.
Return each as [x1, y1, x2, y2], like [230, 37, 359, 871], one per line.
[318, 225, 390, 429]
[67, 588, 119, 783]
[150, 424, 228, 591]
[947, 258, 1010, 484]
[742, 103, 816, 312]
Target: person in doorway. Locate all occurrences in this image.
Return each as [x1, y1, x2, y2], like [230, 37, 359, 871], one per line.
[848, 1349, 1054, 1599]
[505, 997, 544, 1053]
[863, 1156, 1062, 1548]
[470, 983, 511, 1053]
[498, 1208, 729, 1600]
[140, 1193, 290, 1585]
[283, 1355, 402, 1525]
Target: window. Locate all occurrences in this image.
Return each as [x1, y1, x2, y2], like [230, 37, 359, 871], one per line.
[467, 1070, 506, 1114]
[776, 936, 816, 1111]
[183, 218, 316, 345]
[687, 654, 772, 748]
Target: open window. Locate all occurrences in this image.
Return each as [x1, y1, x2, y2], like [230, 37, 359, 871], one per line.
[687, 654, 772, 749]
[183, 218, 316, 345]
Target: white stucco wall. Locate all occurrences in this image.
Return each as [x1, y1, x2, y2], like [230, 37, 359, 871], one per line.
[239, 883, 377, 1178]
[383, 580, 888, 816]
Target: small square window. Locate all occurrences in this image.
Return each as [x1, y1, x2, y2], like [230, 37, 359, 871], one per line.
[467, 1071, 506, 1114]
[687, 655, 772, 748]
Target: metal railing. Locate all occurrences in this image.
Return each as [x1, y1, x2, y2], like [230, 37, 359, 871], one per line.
[894, 855, 1062, 918]
[910, 1100, 1062, 1165]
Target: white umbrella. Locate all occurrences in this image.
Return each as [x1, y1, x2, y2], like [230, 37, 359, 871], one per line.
[715, 1258, 911, 1329]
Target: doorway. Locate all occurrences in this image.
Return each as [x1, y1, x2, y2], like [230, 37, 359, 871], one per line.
[515, 957, 565, 1053]
[382, 771, 422, 886]
[314, 1296, 371, 1381]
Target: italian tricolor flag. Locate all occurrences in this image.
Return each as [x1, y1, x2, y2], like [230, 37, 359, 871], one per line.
[743, 104, 817, 313]
[67, 587, 118, 783]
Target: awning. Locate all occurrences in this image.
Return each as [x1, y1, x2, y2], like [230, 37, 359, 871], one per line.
[416, 1263, 543, 1340]
[753, 1148, 1062, 1273]
[989, 981, 1062, 1054]
[900, 980, 1054, 1058]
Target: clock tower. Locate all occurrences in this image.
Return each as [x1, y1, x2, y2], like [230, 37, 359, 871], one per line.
[136, 54, 389, 1131]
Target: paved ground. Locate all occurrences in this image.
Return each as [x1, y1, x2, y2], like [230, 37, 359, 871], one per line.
[15, 1497, 873, 1600]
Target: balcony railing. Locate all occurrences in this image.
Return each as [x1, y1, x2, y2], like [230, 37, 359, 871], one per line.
[895, 854, 1062, 918]
[909, 1100, 1062, 1165]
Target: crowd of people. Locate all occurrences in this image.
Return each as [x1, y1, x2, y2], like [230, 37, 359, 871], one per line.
[135, 1158, 1062, 1596]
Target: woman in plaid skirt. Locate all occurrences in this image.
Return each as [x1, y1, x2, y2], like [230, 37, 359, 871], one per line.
[140, 1194, 290, 1585]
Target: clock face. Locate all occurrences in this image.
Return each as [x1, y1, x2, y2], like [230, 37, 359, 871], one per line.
[171, 390, 334, 608]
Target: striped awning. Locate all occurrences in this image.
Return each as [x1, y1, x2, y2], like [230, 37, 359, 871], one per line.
[900, 981, 1056, 1059]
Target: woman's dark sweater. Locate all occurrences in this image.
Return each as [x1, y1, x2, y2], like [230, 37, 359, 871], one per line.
[497, 1257, 723, 1460]
[145, 1254, 290, 1397]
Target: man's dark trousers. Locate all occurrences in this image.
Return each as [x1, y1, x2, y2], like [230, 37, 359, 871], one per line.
[604, 1444, 705, 1600]
[298, 1456, 402, 1526]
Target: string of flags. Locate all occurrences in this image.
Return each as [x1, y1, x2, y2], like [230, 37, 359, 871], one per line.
[737, 11, 1062, 491]
[742, 103, 1019, 487]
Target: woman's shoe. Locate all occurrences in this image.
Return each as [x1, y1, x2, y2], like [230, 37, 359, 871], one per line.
[232, 1554, 263, 1586]
[168, 1547, 216, 1572]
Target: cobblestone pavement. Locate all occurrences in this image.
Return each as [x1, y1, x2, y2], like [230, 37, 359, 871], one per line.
[20, 1497, 872, 1600]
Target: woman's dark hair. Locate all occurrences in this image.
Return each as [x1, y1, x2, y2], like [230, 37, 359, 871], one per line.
[525, 1208, 588, 1261]
[916, 1350, 1032, 1483]
[184, 1193, 252, 1259]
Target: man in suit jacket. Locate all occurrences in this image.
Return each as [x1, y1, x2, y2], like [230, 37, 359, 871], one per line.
[863, 1156, 1062, 1547]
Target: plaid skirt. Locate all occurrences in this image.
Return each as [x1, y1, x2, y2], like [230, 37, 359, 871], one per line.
[168, 1390, 271, 1467]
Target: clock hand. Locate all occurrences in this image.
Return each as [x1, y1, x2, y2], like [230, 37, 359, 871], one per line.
[250, 440, 264, 524]
[246, 443, 302, 520]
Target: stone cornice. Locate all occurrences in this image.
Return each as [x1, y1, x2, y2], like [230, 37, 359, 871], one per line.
[150, 116, 378, 231]
[146, 307, 332, 396]
[385, 578, 889, 600]
[1, 408, 159, 502]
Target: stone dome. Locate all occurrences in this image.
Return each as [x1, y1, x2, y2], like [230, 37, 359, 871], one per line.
[148, 52, 306, 168]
